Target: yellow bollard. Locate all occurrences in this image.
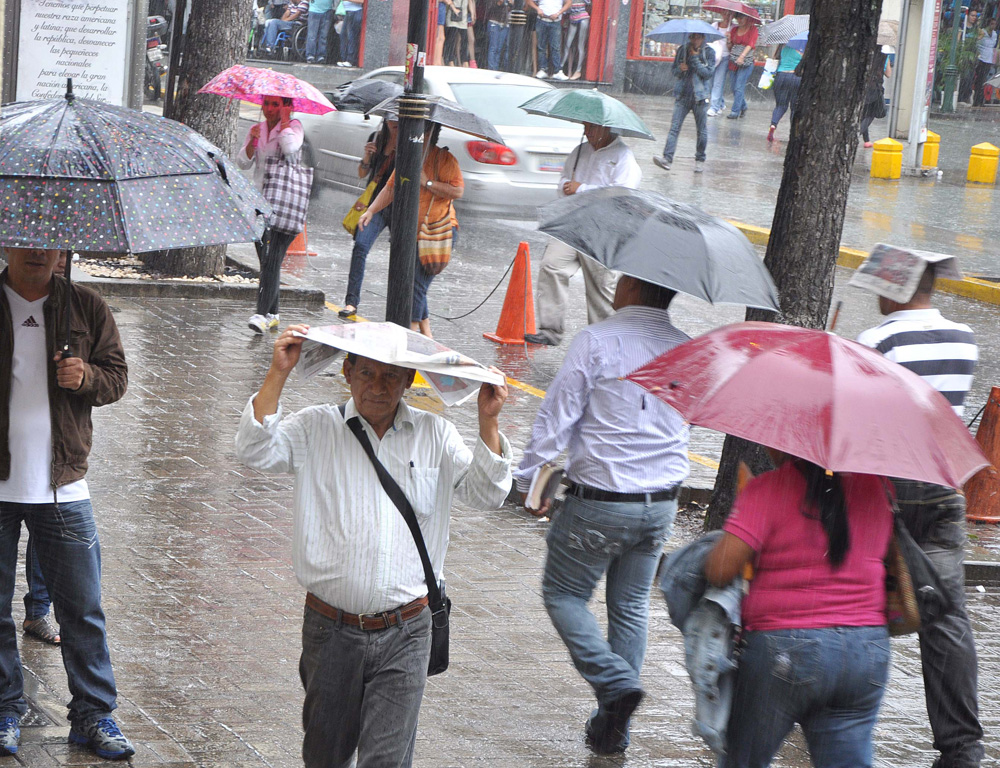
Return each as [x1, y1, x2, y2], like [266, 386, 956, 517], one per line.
[967, 142, 999, 184]
[922, 130, 940, 167]
[871, 138, 903, 180]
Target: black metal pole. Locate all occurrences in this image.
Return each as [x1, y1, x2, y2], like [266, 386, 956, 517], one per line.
[163, 0, 188, 116]
[384, 0, 429, 327]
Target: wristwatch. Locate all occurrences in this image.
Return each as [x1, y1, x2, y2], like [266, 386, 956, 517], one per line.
[426, 179, 433, 187]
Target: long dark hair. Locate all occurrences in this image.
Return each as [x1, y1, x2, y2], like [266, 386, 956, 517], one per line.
[795, 460, 849, 567]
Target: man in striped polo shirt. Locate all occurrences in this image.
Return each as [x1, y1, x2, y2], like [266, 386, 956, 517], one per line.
[855, 253, 983, 768]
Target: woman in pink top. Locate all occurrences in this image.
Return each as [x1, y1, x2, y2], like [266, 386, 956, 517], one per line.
[705, 452, 893, 768]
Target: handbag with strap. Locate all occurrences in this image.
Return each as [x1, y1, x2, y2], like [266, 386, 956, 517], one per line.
[417, 152, 454, 276]
[262, 149, 314, 234]
[342, 179, 377, 236]
[729, 44, 753, 68]
[341, 407, 452, 675]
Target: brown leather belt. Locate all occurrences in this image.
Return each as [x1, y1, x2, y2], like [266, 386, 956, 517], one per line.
[306, 593, 429, 631]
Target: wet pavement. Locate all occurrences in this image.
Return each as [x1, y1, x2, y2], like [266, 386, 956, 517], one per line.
[4, 289, 995, 767]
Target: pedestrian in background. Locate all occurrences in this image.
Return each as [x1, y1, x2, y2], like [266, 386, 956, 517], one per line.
[972, 17, 997, 107]
[528, 0, 570, 78]
[654, 32, 715, 173]
[707, 10, 734, 116]
[725, 13, 758, 119]
[517, 276, 691, 755]
[523, 121, 641, 347]
[860, 46, 891, 147]
[340, 118, 398, 319]
[261, 0, 308, 54]
[705, 453, 893, 767]
[305, 0, 334, 63]
[338, 0, 364, 67]
[236, 95, 305, 334]
[557, 0, 590, 80]
[485, 0, 513, 71]
[767, 43, 801, 142]
[856, 260, 984, 768]
[443, 0, 471, 65]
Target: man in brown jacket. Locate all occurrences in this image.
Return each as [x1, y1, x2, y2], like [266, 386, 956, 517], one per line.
[0, 247, 133, 760]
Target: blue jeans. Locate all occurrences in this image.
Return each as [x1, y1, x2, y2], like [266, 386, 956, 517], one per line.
[726, 64, 753, 116]
[710, 59, 727, 111]
[770, 71, 801, 126]
[306, 10, 333, 60]
[0, 500, 117, 725]
[542, 495, 676, 707]
[662, 97, 709, 162]
[487, 22, 509, 71]
[536, 19, 561, 73]
[263, 18, 294, 49]
[724, 626, 890, 768]
[344, 9, 363, 64]
[345, 205, 391, 308]
[411, 227, 456, 323]
[23, 535, 50, 620]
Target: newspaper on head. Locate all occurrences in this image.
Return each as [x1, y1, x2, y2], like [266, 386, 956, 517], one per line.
[848, 243, 962, 304]
[294, 322, 506, 407]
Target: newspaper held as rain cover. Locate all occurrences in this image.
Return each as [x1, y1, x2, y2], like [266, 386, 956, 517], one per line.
[848, 243, 962, 304]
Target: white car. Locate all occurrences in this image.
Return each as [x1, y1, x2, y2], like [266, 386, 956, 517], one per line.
[296, 66, 583, 218]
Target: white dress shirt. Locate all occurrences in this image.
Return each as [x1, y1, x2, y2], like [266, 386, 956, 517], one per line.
[236, 118, 305, 191]
[514, 305, 691, 494]
[559, 136, 642, 196]
[236, 396, 512, 614]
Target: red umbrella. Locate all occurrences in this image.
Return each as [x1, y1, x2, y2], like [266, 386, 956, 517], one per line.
[198, 65, 336, 115]
[626, 322, 989, 488]
[702, 0, 762, 22]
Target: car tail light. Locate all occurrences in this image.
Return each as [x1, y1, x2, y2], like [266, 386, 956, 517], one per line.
[466, 141, 517, 166]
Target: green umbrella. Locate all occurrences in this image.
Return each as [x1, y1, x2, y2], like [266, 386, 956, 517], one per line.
[518, 89, 655, 141]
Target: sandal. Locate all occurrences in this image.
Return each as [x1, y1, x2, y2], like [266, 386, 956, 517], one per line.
[338, 305, 358, 318]
[23, 616, 60, 645]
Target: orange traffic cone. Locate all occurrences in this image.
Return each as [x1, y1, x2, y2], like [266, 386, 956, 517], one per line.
[484, 242, 536, 345]
[286, 225, 317, 257]
[966, 386, 1000, 523]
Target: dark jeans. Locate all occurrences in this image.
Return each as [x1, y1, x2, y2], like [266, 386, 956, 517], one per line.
[972, 60, 993, 106]
[345, 205, 391, 308]
[892, 481, 984, 768]
[0, 500, 117, 725]
[411, 227, 456, 323]
[255, 228, 298, 316]
[770, 71, 801, 126]
[306, 10, 333, 61]
[344, 8, 363, 64]
[663, 97, 709, 162]
[23, 535, 50, 620]
[299, 603, 432, 768]
[487, 22, 509, 71]
[536, 19, 560, 73]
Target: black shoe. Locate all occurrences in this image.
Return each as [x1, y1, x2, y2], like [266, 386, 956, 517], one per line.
[523, 332, 557, 346]
[601, 689, 644, 752]
[338, 305, 358, 318]
[727, 112, 739, 119]
[585, 710, 627, 755]
[652, 155, 671, 171]
[740, 107, 747, 118]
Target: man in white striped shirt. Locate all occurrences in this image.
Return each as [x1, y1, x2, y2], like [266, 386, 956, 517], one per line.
[857, 262, 984, 768]
[516, 276, 690, 755]
[235, 325, 512, 768]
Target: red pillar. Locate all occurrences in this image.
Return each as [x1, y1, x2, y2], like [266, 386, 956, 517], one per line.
[783, 0, 795, 17]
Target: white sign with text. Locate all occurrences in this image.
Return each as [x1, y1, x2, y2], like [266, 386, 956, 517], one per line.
[17, 0, 130, 104]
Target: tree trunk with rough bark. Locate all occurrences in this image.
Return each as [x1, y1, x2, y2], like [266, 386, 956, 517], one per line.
[704, 0, 883, 530]
[142, 0, 252, 277]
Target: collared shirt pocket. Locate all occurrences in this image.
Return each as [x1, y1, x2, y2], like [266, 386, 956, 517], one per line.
[406, 467, 440, 521]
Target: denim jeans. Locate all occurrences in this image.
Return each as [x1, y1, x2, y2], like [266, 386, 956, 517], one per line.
[662, 97, 708, 162]
[299, 603, 432, 768]
[770, 71, 801, 126]
[726, 64, 753, 116]
[255, 227, 298, 316]
[23, 534, 50, 620]
[0, 500, 117, 725]
[542, 495, 676, 707]
[306, 10, 333, 60]
[893, 481, 984, 768]
[411, 226, 456, 323]
[263, 18, 295, 49]
[344, 9, 363, 64]
[345, 205, 391, 309]
[487, 22, 509, 71]
[710, 59, 727, 112]
[536, 19, 561, 73]
[724, 626, 890, 768]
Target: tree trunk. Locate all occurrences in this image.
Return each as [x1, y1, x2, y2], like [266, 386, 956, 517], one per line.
[705, 0, 882, 530]
[143, 0, 252, 277]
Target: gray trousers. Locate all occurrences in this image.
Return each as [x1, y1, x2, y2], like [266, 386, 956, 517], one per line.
[893, 481, 984, 768]
[299, 603, 433, 768]
[535, 239, 617, 344]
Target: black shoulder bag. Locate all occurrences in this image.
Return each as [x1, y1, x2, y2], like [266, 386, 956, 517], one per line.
[341, 407, 452, 675]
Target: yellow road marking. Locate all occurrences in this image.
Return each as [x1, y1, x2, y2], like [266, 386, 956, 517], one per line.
[322, 302, 720, 470]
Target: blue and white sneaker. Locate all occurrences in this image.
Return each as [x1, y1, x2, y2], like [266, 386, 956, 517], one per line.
[69, 717, 135, 760]
[0, 716, 19, 755]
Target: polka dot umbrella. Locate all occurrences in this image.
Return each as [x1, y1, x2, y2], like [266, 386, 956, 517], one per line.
[0, 80, 272, 254]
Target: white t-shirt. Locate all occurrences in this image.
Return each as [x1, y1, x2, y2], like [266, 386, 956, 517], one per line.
[710, 20, 732, 64]
[537, 0, 564, 19]
[0, 285, 89, 504]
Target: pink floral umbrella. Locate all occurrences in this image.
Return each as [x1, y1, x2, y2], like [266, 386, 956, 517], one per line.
[198, 65, 336, 115]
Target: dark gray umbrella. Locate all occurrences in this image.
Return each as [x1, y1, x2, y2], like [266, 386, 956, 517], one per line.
[539, 187, 780, 310]
[331, 79, 404, 113]
[367, 95, 505, 145]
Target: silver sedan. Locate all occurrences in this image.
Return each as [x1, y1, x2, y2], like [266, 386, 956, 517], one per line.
[296, 66, 584, 218]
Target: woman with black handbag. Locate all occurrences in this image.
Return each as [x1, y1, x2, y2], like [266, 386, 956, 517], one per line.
[860, 46, 892, 148]
[725, 13, 758, 119]
[358, 125, 464, 338]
